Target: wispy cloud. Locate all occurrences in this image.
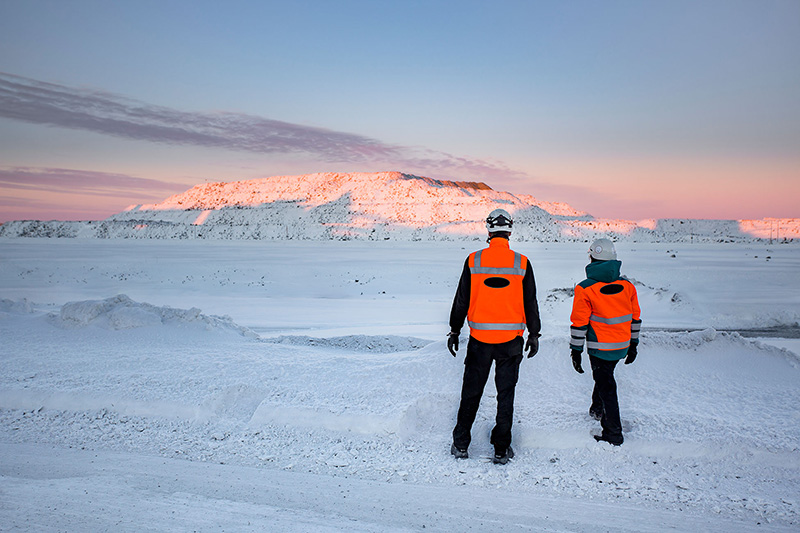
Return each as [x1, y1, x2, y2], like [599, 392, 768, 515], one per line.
[0, 72, 525, 181]
[0, 72, 395, 160]
[0, 167, 192, 222]
[0, 167, 188, 200]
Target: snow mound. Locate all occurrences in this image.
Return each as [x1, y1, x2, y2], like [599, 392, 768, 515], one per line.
[644, 328, 800, 364]
[248, 404, 395, 435]
[398, 393, 457, 436]
[645, 328, 742, 349]
[264, 334, 433, 353]
[0, 298, 34, 315]
[52, 294, 257, 337]
[207, 384, 269, 423]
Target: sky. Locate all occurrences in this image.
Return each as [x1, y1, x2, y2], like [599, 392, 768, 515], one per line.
[0, 0, 798, 222]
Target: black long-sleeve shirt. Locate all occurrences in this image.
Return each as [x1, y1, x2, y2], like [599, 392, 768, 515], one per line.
[449, 255, 541, 337]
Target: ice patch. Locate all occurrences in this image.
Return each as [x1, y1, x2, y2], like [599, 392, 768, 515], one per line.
[52, 294, 257, 337]
[264, 335, 433, 353]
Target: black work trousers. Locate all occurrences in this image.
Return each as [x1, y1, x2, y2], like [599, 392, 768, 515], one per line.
[453, 336, 523, 452]
[589, 355, 623, 444]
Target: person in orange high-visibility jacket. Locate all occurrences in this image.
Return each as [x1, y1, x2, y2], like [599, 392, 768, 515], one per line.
[447, 209, 541, 465]
[570, 238, 641, 446]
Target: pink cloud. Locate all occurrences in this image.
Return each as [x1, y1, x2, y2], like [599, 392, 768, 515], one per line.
[0, 72, 523, 182]
[0, 167, 190, 222]
[0, 167, 188, 198]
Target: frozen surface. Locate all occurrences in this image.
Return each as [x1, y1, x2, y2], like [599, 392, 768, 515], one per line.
[1, 238, 799, 531]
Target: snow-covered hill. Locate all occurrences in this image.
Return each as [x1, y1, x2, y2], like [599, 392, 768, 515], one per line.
[1, 171, 798, 242]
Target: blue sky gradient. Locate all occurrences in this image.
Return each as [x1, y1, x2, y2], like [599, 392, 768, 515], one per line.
[1, 0, 798, 221]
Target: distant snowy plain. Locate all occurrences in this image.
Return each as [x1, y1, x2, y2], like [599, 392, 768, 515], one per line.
[1, 238, 799, 531]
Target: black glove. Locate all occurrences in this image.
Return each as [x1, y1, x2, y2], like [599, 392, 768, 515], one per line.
[571, 349, 584, 373]
[447, 332, 459, 357]
[525, 335, 539, 358]
[625, 344, 637, 365]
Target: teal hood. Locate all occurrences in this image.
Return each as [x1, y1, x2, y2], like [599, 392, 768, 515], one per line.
[585, 260, 622, 283]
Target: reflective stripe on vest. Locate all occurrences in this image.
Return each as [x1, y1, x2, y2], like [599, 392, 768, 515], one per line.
[570, 326, 587, 349]
[586, 340, 631, 350]
[469, 321, 527, 331]
[470, 250, 526, 276]
[570, 327, 587, 339]
[590, 313, 633, 325]
[631, 320, 642, 339]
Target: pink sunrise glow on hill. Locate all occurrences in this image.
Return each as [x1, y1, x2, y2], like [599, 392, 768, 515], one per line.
[2, 171, 798, 241]
[105, 172, 798, 242]
[132, 172, 587, 226]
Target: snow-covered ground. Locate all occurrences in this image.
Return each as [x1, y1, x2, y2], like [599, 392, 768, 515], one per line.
[1, 238, 799, 531]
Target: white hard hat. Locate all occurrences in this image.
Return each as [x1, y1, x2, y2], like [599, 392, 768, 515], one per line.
[588, 238, 617, 261]
[486, 209, 513, 233]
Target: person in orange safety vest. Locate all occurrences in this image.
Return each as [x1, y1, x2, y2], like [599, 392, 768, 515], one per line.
[447, 209, 541, 464]
[570, 238, 641, 446]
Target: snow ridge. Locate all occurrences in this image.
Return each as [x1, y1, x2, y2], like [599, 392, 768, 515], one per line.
[264, 334, 433, 353]
[52, 294, 258, 337]
[0, 171, 797, 242]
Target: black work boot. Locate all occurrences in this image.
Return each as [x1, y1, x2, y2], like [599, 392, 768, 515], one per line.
[593, 434, 623, 446]
[492, 446, 514, 465]
[450, 443, 468, 459]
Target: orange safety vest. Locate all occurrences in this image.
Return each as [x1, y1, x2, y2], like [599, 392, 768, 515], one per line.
[467, 238, 528, 344]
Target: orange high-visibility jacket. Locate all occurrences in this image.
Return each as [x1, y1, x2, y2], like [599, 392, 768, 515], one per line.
[450, 237, 540, 344]
[570, 260, 641, 361]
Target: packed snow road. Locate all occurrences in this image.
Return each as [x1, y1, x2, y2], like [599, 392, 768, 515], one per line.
[1, 239, 799, 531]
[5, 442, 790, 532]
